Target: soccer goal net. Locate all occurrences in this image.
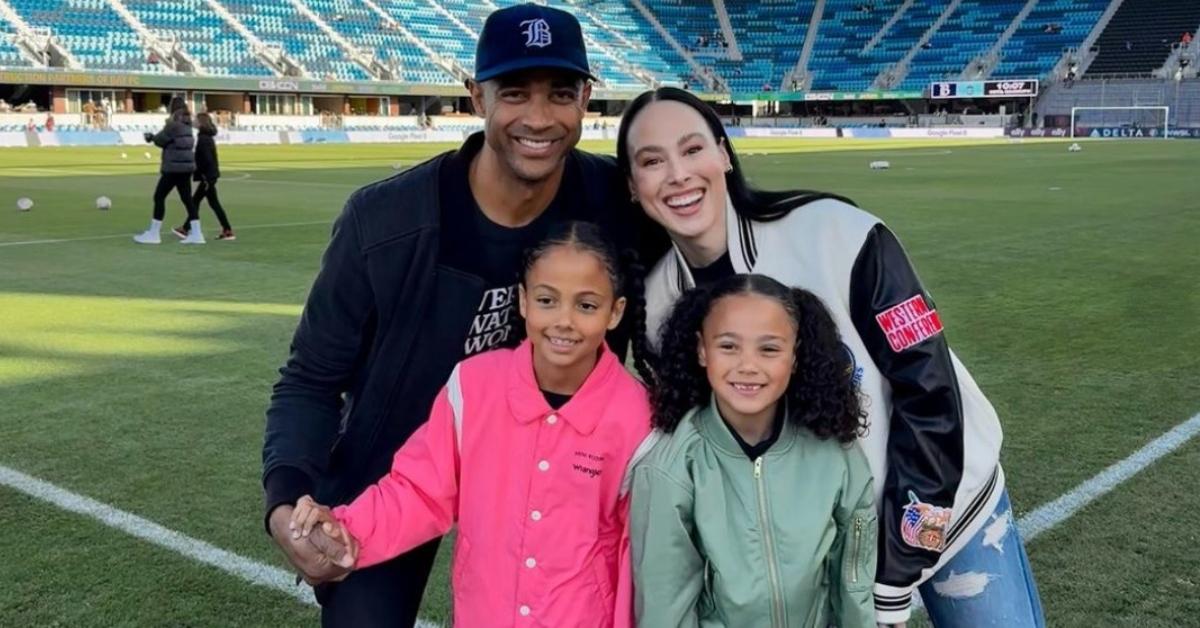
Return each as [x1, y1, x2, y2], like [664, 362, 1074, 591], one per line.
[1070, 106, 1170, 138]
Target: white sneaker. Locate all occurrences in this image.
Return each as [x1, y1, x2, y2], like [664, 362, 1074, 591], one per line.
[133, 230, 161, 244]
[180, 229, 206, 244]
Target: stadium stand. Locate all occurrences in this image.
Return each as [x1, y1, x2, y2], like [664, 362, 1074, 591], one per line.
[807, 0, 907, 92]
[122, 0, 272, 76]
[991, 0, 1107, 79]
[302, 0, 454, 83]
[7, 0, 1195, 103]
[373, 0, 476, 77]
[7, 0, 165, 73]
[720, 1, 813, 92]
[899, 0, 1021, 89]
[861, 1, 945, 87]
[0, 19, 34, 68]
[1087, 0, 1200, 76]
[218, 0, 370, 80]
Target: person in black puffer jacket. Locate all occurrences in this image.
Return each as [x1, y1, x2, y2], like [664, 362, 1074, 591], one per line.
[176, 112, 235, 241]
[133, 96, 203, 244]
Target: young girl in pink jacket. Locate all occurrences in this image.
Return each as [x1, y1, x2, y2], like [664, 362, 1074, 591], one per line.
[290, 221, 652, 628]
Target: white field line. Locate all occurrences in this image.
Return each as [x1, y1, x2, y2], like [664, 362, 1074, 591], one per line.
[0, 463, 443, 626]
[1017, 411, 1200, 541]
[913, 410, 1200, 611]
[3, 413, 1198, 625]
[0, 220, 331, 248]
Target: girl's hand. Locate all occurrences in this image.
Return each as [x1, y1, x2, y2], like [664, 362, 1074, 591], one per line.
[290, 495, 337, 539]
[290, 495, 357, 570]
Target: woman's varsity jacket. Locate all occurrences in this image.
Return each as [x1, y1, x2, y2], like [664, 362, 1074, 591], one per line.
[643, 197, 1005, 624]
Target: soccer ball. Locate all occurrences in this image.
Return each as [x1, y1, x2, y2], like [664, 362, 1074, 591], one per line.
[1068, 143, 1082, 152]
[120, 152, 128, 159]
[869, 160, 891, 170]
[16, 197, 33, 211]
[144, 151, 152, 160]
[96, 196, 112, 210]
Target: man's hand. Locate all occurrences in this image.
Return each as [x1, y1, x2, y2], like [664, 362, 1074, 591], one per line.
[268, 504, 355, 585]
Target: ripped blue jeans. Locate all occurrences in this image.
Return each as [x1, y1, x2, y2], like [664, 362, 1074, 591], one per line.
[918, 489, 1045, 627]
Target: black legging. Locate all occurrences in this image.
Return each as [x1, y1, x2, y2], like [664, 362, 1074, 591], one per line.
[152, 172, 197, 222]
[192, 178, 232, 230]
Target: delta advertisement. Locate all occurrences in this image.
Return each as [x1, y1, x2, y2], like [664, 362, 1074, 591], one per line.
[1073, 127, 1200, 139]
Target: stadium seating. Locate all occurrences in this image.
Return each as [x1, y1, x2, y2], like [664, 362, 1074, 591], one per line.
[720, 1, 814, 92]
[808, 0, 907, 91]
[7, 0, 165, 73]
[899, 0, 1023, 90]
[0, 0, 1131, 93]
[1086, 0, 1200, 76]
[851, 0, 945, 90]
[375, 0, 476, 77]
[0, 20, 34, 68]
[122, 0, 272, 76]
[544, 0, 678, 84]
[991, 0, 1107, 79]
[219, 0, 370, 80]
[304, 0, 455, 84]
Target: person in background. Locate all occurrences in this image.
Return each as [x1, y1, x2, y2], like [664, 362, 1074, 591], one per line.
[134, 97, 202, 245]
[175, 112, 235, 241]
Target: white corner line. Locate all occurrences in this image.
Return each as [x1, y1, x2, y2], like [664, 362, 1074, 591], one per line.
[914, 411, 1200, 612]
[0, 464, 443, 627]
[1017, 411, 1200, 541]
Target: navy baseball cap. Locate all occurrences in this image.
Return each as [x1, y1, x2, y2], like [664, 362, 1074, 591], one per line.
[474, 3, 595, 83]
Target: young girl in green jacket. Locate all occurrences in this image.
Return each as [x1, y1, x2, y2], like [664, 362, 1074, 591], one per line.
[630, 273, 877, 628]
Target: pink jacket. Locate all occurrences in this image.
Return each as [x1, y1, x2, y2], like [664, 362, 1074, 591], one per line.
[333, 340, 652, 628]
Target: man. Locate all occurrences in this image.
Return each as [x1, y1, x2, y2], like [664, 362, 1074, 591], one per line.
[262, 4, 647, 626]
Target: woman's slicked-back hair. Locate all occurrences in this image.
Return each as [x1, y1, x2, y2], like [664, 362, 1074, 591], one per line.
[616, 87, 854, 222]
[650, 273, 867, 443]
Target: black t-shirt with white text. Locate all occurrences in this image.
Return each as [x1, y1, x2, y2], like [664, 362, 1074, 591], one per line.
[438, 135, 581, 357]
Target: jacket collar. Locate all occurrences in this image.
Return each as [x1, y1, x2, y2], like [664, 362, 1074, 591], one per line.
[669, 193, 757, 292]
[506, 339, 620, 435]
[694, 396, 795, 458]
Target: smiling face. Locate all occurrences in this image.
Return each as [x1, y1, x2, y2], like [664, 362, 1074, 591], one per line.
[469, 68, 591, 184]
[519, 244, 626, 392]
[625, 99, 731, 246]
[698, 293, 797, 429]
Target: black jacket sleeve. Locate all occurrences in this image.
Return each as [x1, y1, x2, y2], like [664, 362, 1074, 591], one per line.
[848, 224, 964, 592]
[152, 122, 172, 148]
[261, 196, 375, 528]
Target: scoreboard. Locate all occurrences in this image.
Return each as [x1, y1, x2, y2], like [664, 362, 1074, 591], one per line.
[929, 79, 1039, 99]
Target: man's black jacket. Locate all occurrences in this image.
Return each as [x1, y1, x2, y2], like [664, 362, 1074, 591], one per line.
[262, 135, 653, 523]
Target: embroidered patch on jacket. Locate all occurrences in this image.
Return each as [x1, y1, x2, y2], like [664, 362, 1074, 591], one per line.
[875, 295, 944, 352]
[900, 490, 952, 552]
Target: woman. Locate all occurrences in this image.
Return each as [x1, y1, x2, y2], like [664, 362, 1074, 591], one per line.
[176, 112, 235, 241]
[619, 87, 1043, 628]
[133, 96, 202, 245]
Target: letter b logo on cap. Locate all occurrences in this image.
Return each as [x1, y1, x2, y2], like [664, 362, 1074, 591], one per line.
[520, 18, 552, 48]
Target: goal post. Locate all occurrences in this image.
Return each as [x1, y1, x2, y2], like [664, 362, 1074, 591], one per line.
[1070, 106, 1170, 138]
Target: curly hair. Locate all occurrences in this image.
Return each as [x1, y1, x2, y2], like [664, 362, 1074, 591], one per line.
[499, 221, 647, 360]
[650, 274, 867, 443]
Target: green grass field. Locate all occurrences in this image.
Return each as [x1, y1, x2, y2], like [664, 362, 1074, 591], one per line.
[1, 138, 1197, 627]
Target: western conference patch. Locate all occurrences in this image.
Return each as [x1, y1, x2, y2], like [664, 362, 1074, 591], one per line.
[875, 295, 944, 352]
